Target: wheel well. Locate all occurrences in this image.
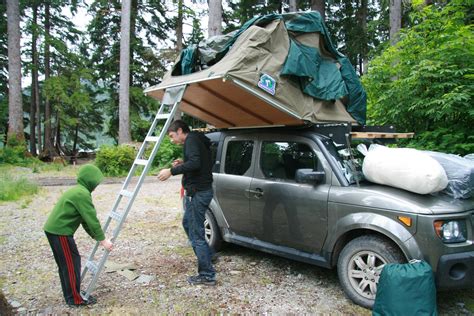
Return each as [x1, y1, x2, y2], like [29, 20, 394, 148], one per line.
[330, 229, 407, 268]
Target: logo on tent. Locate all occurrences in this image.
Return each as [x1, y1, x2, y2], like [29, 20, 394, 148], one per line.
[258, 74, 276, 95]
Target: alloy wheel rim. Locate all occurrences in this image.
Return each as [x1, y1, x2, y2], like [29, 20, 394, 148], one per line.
[204, 218, 212, 243]
[347, 250, 387, 300]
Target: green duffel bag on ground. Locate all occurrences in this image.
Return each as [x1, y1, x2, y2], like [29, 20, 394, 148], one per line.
[373, 260, 437, 316]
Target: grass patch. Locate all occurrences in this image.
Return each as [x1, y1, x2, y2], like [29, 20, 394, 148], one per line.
[0, 174, 39, 201]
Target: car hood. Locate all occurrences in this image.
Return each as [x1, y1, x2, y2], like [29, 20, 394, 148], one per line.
[329, 182, 474, 215]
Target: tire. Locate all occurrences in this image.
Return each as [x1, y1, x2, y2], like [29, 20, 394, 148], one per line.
[337, 235, 405, 309]
[204, 209, 223, 252]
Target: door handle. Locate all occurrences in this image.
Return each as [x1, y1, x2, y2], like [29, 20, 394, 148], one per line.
[246, 188, 264, 197]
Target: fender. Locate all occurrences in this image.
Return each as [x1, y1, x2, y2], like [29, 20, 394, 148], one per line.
[325, 212, 424, 262]
[209, 198, 230, 229]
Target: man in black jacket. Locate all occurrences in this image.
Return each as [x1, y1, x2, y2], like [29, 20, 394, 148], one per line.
[158, 120, 216, 285]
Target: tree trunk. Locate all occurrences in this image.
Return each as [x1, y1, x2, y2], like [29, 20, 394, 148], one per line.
[119, 0, 132, 144]
[54, 112, 63, 155]
[6, 0, 25, 142]
[359, 0, 368, 75]
[174, 0, 183, 121]
[176, 0, 183, 51]
[289, 0, 297, 12]
[71, 123, 79, 164]
[311, 0, 325, 21]
[29, 3, 39, 155]
[389, 0, 402, 45]
[42, 2, 57, 159]
[208, 0, 222, 37]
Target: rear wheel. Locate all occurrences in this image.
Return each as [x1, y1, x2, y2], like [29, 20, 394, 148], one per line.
[337, 235, 405, 309]
[204, 209, 223, 251]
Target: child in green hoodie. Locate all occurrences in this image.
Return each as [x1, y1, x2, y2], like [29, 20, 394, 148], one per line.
[44, 164, 113, 307]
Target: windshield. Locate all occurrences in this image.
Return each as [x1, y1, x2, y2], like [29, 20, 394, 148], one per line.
[319, 137, 364, 185]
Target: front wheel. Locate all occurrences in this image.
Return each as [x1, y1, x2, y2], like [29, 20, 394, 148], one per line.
[204, 209, 223, 252]
[337, 235, 405, 309]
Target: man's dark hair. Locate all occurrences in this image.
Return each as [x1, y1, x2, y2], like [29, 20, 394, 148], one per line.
[168, 120, 190, 133]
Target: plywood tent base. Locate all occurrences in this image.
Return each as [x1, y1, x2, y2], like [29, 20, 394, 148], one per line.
[146, 76, 357, 129]
[146, 77, 304, 128]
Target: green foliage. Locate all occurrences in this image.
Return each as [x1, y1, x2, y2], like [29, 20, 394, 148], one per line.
[0, 137, 39, 165]
[95, 144, 137, 176]
[95, 137, 182, 176]
[149, 136, 183, 168]
[0, 174, 38, 201]
[363, 0, 474, 155]
[44, 68, 103, 154]
[87, 0, 172, 142]
[224, 0, 283, 32]
[400, 128, 474, 155]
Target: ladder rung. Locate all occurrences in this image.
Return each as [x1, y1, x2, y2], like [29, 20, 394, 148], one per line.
[86, 261, 98, 274]
[134, 159, 148, 166]
[120, 190, 134, 198]
[145, 136, 160, 142]
[156, 114, 171, 120]
[109, 211, 123, 222]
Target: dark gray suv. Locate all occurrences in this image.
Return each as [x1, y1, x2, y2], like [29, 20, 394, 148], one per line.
[201, 125, 474, 308]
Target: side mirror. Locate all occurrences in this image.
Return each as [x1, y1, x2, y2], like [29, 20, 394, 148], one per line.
[295, 168, 325, 184]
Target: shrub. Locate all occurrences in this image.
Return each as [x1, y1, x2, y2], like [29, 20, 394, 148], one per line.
[95, 145, 137, 176]
[0, 174, 39, 201]
[363, 0, 473, 155]
[95, 138, 182, 177]
[149, 137, 183, 168]
[0, 135, 45, 166]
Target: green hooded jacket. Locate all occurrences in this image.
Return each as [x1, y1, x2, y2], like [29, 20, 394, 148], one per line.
[43, 164, 105, 241]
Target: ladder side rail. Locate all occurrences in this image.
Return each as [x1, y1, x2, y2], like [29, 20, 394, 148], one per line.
[109, 99, 182, 241]
[83, 248, 112, 296]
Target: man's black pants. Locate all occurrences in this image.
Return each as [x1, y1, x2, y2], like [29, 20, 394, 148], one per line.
[45, 232, 84, 305]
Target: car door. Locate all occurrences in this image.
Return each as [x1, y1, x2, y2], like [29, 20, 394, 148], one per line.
[215, 135, 256, 236]
[249, 135, 331, 253]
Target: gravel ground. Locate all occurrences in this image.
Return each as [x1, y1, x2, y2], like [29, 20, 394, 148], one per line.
[0, 176, 473, 315]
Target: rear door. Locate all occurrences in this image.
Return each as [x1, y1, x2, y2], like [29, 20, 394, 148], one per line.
[249, 135, 331, 253]
[215, 134, 256, 236]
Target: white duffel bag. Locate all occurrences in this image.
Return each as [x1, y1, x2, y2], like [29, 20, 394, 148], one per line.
[359, 144, 448, 195]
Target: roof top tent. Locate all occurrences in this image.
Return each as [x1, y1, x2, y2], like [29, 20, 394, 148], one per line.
[144, 11, 367, 129]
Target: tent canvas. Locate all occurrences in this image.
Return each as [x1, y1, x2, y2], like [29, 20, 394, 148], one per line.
[144, 12, 366, 128]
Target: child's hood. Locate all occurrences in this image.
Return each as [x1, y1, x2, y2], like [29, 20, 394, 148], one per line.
[77, 164, 104, 192]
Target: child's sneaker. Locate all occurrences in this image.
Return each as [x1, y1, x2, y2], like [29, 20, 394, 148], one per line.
[68, 293, 97, 307]
[187, 275, 216, 286]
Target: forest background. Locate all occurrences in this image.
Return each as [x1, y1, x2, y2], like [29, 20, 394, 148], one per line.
[1, 0, 473, 177]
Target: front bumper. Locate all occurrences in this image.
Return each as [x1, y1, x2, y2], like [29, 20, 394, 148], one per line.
[436, 251, 474, 289]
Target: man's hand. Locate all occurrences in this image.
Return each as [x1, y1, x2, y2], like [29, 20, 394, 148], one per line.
[172, 159, 183, 167]
[158, 168, 172, 181]
[100, 239, 113, 251]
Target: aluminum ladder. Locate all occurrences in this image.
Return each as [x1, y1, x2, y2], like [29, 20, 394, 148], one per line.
[80, 85, 186, 299]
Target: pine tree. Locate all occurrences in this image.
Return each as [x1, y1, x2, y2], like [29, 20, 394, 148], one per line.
[6, 0, 25, 142]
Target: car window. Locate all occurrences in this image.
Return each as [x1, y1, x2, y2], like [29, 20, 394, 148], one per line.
[210, 141, 218, 165]
[260, 141, 317, 180]
[224, 140, 254, 176]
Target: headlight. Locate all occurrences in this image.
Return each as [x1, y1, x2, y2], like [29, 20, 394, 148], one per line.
[433, 220, 467, 243]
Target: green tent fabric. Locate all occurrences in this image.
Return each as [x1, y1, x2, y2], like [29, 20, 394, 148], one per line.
[282, 12, 366, 124]
[169, 11, 366, 125]
[147, 11, 367, 128]
[281, 39, 348, 101]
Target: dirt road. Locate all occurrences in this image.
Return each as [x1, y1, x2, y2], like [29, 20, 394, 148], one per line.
[0, 178, 472, 314]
